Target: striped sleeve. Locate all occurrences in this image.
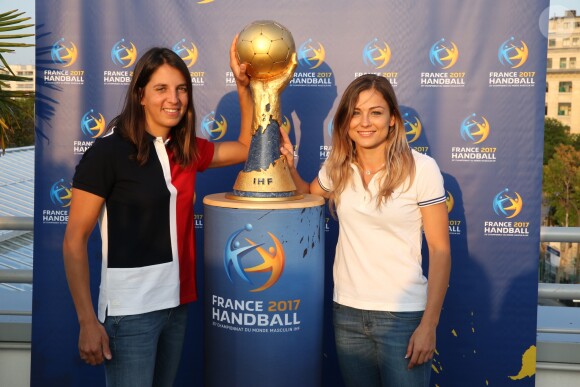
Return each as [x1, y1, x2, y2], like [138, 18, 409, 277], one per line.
[317, 162, 331, 192]
[416, 154, 446, 207]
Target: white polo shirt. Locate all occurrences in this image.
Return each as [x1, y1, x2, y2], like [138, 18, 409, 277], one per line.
[318, 150, 446, 312]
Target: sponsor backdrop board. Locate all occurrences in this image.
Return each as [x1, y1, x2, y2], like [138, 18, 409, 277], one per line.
[33, 0, 548, 386]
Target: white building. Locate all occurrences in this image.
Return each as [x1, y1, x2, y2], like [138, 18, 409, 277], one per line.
[546, 10, 580, 134]
[0, 64, 35, 92]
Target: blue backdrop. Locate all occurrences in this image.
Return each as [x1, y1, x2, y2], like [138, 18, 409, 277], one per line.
[33, 0, 548, 385]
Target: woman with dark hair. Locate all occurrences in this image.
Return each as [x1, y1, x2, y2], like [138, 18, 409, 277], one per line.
[63, 39, 253, 386]
[281, 74, 451, 387]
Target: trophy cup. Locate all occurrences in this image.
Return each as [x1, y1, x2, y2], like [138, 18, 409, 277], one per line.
[228, 20, 301, 201]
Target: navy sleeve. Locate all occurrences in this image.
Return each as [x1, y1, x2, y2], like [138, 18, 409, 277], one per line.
[72, 136, 116, 199]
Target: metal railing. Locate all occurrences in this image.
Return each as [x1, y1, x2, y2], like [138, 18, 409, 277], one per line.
[1, 217, 579, 288]
[0, 216, 34, 285]
[0, 216, 33, 231]
[1, 217, 580, 310]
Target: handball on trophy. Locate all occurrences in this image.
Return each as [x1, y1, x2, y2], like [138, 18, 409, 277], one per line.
[236, 20, 295, 79]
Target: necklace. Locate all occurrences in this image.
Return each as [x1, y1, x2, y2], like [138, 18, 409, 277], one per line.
[363, 163, 385, 175]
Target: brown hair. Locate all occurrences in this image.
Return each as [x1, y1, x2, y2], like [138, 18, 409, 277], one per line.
[108, 47, 198, 166]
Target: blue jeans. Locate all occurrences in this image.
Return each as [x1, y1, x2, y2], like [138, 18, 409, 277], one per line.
[333, 303, 432, 387]
[103, 304, 188, 387]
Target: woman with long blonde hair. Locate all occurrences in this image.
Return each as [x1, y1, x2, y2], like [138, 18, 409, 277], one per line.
[281, 74, 451, 387]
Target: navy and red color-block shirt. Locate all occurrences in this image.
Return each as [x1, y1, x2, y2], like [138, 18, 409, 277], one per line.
[73, 129, 214, 322]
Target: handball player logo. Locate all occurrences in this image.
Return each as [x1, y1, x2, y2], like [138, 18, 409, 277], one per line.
[460, 114, 490, 144]
[498, 37, 528, 69]
[224, 224, 285, 293]
[172, 39, 199, 68]
[51, 38, 78, 67]
[493, 188, 523, 219]
[298, 39, 325, 69]
[362, 38, 391, 69]
[201, 111, 227, 141]
[81, 109, 107, 138]
[429, 38, 459, 70]
[327, 118, 334, 137]
[446, 191, 454, 214]
[281, 116, 292, 134]
[49, 179, 72, 208]
[111, 39, 138, 68]
[403, 112, 422, 143]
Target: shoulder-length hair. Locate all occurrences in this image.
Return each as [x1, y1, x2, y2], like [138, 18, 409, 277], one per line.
[326, 74, 415, 212]
[107, 47, 198, 166]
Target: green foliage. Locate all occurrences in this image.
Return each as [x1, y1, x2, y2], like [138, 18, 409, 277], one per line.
[569, 133, 580, 152]
[0, 9, 34, 153]
[543, 117, 571, 165]
[5, 95, 33, 147]
[543, 144, 580, 226]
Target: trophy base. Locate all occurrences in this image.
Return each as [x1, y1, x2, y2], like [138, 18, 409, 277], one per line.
[225, 191, 304, 202]
[231, 156, 300, 202]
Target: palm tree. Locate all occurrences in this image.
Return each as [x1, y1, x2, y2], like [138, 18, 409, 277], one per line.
[0, 9, 34, 153]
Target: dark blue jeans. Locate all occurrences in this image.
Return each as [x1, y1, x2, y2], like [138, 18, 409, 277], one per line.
[103, 304, 188, 387]
[333, 303, 432, 387]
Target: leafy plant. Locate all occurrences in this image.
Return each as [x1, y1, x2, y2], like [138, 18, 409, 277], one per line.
[0, 9, 34, 153]
[543, 144, 580, 226]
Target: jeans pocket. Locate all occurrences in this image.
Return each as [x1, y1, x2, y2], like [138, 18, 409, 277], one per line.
[385, 310, 424, 321]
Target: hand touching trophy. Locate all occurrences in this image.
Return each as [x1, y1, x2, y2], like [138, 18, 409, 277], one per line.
[228, 20, 300, 201]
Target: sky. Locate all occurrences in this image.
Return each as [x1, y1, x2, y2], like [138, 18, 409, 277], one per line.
[4, 0, 34, 65]
[550, 0, 580, 16]
[3, 0, 580, 65]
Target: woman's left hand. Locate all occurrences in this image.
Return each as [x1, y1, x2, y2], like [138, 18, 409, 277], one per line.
[406, 323, 436, 369]
[230, 34, 250, 88]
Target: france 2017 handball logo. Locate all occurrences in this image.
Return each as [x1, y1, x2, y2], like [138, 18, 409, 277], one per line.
[51, 38, 78, 67]
[460, 114, 490, 144]
[201, 111, 227, 141]
[498, 37, 528, 69]
[111, 39, 138, 68]
[403, 112, 422, 143]
[362, 38, 391, 69]
[172, 39, 199, 68]
[298, 39, 325, 69]
[327, 117, 334, 137]
[493, 188, 523, 219]
[429, 38, 459, 70]
[224, 224, 285, 293]
[81, 109, 106, 138]
[446, 191, 454, 214]
[50, 179, 72, 208]
[281, 116, 292, 134]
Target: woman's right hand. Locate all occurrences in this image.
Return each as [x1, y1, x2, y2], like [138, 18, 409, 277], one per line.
[279, 127, 296, 169]
[79, 319, 112, 365]
[279, 127, 328, 197]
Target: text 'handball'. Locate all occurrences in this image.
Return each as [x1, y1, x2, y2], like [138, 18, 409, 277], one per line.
[236, 20, 295, 79]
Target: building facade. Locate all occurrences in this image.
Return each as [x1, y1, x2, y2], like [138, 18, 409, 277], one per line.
[0, 64, 35, 93]
[546, 10, 580, 134]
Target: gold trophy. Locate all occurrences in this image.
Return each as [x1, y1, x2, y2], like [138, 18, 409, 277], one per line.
[228, 20, 301, 201]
